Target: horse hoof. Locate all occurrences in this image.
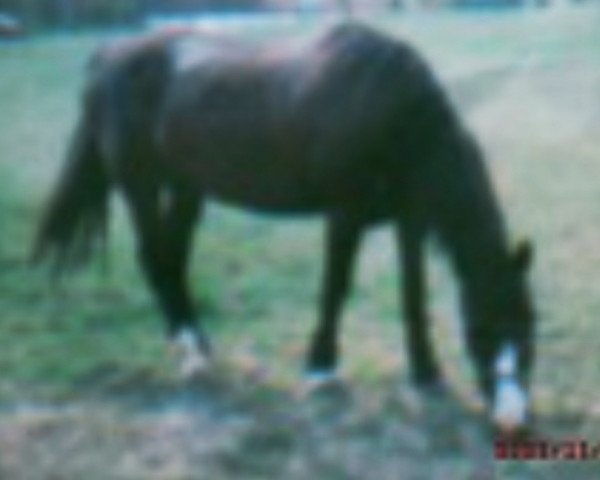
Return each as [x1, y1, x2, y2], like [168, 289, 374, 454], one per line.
[178, 350, 210, 379]
[298, 369, 341, 396]
[415, 379, 448, 397]
[299, 370, 354, 408]
[168, 329, 211, 379]
[306, 369, 338, 386]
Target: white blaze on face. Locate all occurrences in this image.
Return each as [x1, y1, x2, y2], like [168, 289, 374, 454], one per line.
[172, 328, 209, 378]
[492, 342, 528, 431]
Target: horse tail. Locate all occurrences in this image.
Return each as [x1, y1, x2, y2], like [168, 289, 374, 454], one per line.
[31, 95, 111, 272]
[32, 37, 174, 273]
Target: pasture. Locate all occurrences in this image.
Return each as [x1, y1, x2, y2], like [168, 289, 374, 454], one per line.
[1, 6, 600, 479]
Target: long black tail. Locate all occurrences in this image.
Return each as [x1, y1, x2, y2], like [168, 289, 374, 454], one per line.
[32, 35, 175, 272]
[31, 106, 111, 272]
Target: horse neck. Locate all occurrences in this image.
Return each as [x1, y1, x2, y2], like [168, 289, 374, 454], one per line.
[431, 131, 510, 291]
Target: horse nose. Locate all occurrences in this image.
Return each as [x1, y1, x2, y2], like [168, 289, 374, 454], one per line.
[492, 342, 529, 433]
[492, 375, 529, 434]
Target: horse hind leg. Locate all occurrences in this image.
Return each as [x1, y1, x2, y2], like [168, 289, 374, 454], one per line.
[161, 186, 210, 377]
[123, 180, 208, 378]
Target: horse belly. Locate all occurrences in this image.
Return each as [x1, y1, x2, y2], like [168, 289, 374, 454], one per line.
[163, 126, 388, 216]
[201, 152, 324, 214]
[161, 113, 325, 212]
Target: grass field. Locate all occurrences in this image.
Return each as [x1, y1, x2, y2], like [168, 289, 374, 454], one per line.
[1, 6, 600, 479]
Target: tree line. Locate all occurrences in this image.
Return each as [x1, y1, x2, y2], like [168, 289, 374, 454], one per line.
[0, 0, 588, 30]
[0, 0, 270, 29]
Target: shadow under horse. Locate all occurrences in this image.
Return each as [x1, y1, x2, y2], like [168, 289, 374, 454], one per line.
[32, 22, 536, 433]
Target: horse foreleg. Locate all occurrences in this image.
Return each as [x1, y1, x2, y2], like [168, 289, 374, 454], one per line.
[305, 212, 363, 387]
[396, 221, 441, 388]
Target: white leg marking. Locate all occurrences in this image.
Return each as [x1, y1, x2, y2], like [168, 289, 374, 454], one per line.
[302, 368, 339, 393]
[305, 369, 338, 384]
[495, 342, 518, 376]
[172, 328, 209, 378]
[492, 342, 528, 431]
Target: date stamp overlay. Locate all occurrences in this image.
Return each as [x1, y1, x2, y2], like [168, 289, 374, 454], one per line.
[495, 438, 600, 461]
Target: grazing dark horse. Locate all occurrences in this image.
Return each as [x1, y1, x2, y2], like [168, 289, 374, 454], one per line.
[32, 23, 536, 431]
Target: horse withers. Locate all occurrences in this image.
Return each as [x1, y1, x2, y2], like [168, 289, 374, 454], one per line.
[32, 22, 536, 433]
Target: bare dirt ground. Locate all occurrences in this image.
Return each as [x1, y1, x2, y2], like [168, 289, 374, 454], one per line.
[1, 368, 598, 480]
[0, 370, 493, 479]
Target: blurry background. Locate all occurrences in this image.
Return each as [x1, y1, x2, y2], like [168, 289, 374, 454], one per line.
[1, 1, 600, 479]
[0, 0, 596, 31]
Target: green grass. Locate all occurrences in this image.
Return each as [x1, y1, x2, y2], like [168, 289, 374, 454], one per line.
[1, 6, 600, 423]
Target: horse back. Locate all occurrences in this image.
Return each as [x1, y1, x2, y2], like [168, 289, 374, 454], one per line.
[87, 23, 455, 216]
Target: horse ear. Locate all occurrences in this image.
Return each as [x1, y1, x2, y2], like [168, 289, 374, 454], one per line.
[513, 239, 533, 273]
